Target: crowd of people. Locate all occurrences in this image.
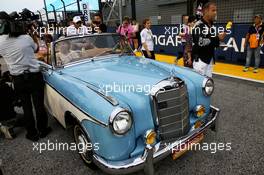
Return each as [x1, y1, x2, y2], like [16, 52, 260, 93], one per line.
[0, 1, 263, 141]
[181, 3, 263, 75]
[63, 14, 155, 59]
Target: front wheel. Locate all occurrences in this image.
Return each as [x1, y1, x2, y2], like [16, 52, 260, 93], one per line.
[73, 124, 98, 170]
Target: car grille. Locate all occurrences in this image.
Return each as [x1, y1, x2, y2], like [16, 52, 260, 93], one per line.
[153, 80, 190, 141]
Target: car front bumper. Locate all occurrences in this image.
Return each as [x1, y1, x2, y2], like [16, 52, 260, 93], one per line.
[93, 105, 220, 175]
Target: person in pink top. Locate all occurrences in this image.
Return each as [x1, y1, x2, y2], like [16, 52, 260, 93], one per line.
[116, 16, 135, 45]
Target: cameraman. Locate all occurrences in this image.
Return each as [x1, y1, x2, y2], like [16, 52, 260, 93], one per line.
[0, 11, 51, 142]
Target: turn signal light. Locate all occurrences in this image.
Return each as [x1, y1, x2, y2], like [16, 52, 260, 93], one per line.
[194, 121, 203, 129]
[145, 130, 157, 145]
[195, 105, 206, 117]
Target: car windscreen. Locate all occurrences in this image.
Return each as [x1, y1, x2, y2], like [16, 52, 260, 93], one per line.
[54, 34, 133, 67]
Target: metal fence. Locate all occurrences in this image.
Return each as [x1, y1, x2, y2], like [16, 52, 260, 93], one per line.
[212, 0, 264, 24]
[119, 0, 264, 25]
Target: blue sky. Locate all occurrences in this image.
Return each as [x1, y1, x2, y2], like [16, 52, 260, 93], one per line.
[0, 0, 44, 13]
[45, 0, 99, 11]
[0, 0, 99, 13]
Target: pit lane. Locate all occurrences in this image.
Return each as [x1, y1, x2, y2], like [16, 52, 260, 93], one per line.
[0, 71, 264, 175]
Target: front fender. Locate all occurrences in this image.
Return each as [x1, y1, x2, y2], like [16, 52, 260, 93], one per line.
[44, 71, 138, 161]
[44, 71, 115, 125]
[81, 119, 136, 161]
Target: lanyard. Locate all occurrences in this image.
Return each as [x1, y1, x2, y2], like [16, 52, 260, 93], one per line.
[255, 23, 263, 34]
[255, 26, 259, 34]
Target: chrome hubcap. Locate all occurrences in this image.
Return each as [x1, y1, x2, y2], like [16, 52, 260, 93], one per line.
[75, 126, 92, 163]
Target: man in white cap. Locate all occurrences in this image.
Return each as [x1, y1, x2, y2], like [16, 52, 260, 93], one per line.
[66, 16, 89, 36]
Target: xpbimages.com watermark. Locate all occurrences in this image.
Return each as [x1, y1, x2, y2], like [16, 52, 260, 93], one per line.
[31, 23, 231, 38]
[162, 24, 232, 37]
[152, 25, 232, 48]
[32, 25, 101, 37]
[98, 82, 166, 96]
[32, 140, 100, 154]
[164, 141, 232, 154]
[32, 140, 231, 154]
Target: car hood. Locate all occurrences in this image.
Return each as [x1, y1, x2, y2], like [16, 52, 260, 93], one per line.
[59, 56, 194, 137]
[60, 56, 172, 95]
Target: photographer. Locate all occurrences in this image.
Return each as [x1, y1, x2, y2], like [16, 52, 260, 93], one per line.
[91, 13, 107, 34]
[0, 11, 51, 142]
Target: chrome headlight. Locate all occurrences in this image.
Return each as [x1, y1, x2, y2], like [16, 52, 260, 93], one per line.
[109, 107, 133, 135]
[202, 78, 214, 96]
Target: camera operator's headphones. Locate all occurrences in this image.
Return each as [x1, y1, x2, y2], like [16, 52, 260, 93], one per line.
[0, 11, 11, 35]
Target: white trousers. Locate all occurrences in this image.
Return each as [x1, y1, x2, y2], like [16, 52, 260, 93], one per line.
[193, 59, 213, 78]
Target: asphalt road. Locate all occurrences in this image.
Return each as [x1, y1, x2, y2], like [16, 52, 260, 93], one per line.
[0, 67, 264, 174]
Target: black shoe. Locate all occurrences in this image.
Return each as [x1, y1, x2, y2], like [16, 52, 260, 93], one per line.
[26, 133, 39, 142]
[39, 127, 52, 138]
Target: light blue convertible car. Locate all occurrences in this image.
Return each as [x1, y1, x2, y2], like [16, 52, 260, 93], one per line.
[40, 33, 220, 175]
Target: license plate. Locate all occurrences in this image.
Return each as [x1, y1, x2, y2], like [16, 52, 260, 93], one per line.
[172, 133, 204, 160]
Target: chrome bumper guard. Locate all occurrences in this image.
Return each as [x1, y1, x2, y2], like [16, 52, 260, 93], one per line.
[93, 106, 220, 175]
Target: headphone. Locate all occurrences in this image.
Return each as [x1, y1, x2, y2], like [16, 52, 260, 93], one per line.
[0, 19, 9, 35]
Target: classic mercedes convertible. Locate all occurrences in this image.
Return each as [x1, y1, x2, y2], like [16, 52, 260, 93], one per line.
[39, 33, 219, 175]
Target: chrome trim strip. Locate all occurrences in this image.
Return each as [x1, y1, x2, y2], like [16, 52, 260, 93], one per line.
[158, 101, 188, 112]
[86, 84, 119, 106]
[150, 95, 159, 126]
[150, 79, 178, 96]
[92, 106, 220, 174]
[157, 92, 187, 102]
[60, 72, 119, 106]
[91, 89, 119, 106]
[159, 107, 188, 119]
[62, 54, 120, 68]
[150, 77, 182, 126]
[159, 120, 183, 128]
[45, 83, 108, 127]
[159, 127, 182, 134]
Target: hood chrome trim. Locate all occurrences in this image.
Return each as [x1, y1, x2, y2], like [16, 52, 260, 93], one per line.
[87, 84, 119, 106]
[61, 72, 119, 106]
